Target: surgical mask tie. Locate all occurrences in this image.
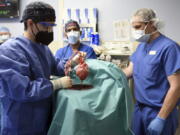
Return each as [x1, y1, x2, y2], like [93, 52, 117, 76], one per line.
[67, 31, 80, 45]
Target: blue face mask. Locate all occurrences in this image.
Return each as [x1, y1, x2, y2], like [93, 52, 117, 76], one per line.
[67, 31, 80, 45]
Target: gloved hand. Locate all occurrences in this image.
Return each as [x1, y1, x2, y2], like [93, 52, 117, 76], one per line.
[50, 76, 72, 90]
[71, 51, 87, 65]
[147, 116, 166, 135]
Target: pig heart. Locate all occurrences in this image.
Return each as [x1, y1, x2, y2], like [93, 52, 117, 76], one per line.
[76, 63, 89, 80]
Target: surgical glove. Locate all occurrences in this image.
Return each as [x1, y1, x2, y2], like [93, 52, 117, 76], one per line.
[72, 51, 87, 65]
[147, 116, 166, 135]
[50, 76, 72, 90]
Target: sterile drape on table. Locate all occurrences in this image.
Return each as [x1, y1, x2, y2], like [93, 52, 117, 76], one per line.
[48, 59, 134, 135]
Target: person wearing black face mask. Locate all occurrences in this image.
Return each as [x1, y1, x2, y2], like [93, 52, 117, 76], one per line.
[32, 22, 55, 45]
[20, 0, 57, 46]
[0, 1, 72, 135]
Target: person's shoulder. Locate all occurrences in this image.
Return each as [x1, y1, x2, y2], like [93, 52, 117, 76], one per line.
[55, 44, 70, 57]
[162, 37, 180, 55]
[0, 36, 27, 58]
[160, 35, 179, 47]
[0, 36, 19, 50]
[3, 35, 29, 46]
[155, 35, 180, 55]
[56, 45, 69, 53]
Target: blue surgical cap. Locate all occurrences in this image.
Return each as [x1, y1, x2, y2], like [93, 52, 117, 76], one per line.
[0, 27, 10, 33]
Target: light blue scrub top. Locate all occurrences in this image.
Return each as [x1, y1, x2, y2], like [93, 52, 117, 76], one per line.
[130, 34, 180, 107]
[0, 35, 62, 135]
[55, 43, 97, 76]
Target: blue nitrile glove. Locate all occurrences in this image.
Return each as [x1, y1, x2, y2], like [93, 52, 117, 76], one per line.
[147, 116, 166, 135]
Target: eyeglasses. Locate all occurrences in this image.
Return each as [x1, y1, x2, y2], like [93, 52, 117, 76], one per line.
[38, 22, 57, 27]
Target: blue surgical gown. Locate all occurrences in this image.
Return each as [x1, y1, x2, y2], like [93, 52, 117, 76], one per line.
[130, 34, 180, 135]
[0, 36, 61, 135]
[55, 43, 97, 76]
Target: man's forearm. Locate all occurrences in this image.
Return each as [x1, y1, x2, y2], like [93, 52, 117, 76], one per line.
[158, 87, 180, 119]
[122, 62, 133, 78]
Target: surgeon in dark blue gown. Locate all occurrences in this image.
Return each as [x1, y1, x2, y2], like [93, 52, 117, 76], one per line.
[0, 2, 72, 135]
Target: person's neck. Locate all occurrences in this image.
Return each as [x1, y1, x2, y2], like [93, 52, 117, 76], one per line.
[23, 31, 36, 43]
[71, 41, 80, 52]
[148, 31, 161, 43]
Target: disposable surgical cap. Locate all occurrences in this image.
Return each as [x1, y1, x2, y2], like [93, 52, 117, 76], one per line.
[0, 27, 10, 33]
[131, 8, 163, 29]
[65, 20, 80, 32]
[21, 1, 56, 23]
[133, 8, 156, 22]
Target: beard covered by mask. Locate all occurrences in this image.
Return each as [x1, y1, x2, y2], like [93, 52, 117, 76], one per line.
[32, 24, 54, 46]
[35, 31, 53, 45]
[67, 31, 80, 45]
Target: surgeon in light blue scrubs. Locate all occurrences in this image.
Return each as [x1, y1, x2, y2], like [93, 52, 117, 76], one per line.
[55, 20, 97, 76]
[123, 8, 180, 135]
[0, 2, 73, 135]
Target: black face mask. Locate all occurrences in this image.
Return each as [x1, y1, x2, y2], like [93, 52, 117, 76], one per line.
[35, 31, 53, 45]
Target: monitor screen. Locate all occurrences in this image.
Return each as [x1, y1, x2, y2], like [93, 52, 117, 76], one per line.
[0, 0, 19, 18]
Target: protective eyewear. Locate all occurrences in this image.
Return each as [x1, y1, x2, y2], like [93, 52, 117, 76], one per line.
[38, 22, 57, 27]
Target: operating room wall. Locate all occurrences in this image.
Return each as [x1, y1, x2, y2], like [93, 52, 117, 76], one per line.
[64, 0, 180, 42]
[1, 0, 180, 43]
[0, 0, 59, 41]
